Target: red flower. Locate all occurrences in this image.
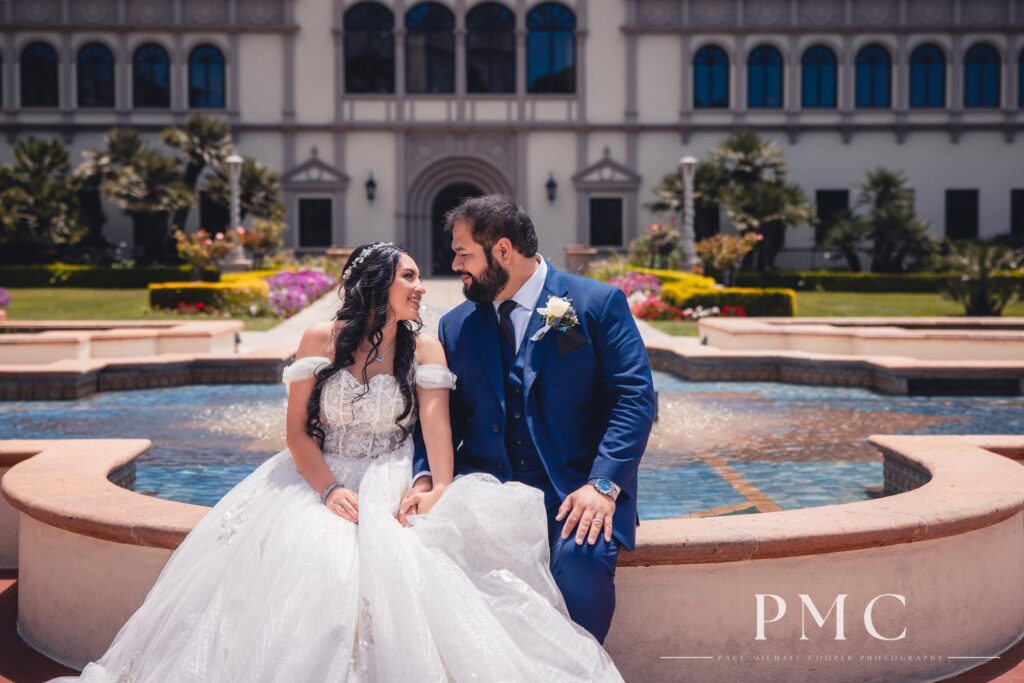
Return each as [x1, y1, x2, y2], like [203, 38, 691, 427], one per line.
[196, 301, 205, 310]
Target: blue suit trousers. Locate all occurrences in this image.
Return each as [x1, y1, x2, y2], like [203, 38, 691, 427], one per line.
[512, 461, 619, 643]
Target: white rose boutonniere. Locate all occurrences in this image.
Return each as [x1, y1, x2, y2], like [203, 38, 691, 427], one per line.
[530, 295, 579, 342]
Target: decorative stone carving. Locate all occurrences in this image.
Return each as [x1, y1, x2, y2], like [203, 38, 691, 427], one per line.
[184, 0, 228, 25]
[690, 0, 735, 27]
[239, 0, 284, 25]
[282, 147, 350, 190]
[748, 0, 789, 26]
[908, 0, 952, 26]
[799, 0, 844, 26]
[14, 0, 60, 24]
[405, 133, 516, 192]
[572, 148, 641, 191]
[637, 0, 680, 28]
[127, 0, 173, 25]
[70, 0, 117, 24]
[962, 0, 1007, 25]
[853, 0, 897, 26]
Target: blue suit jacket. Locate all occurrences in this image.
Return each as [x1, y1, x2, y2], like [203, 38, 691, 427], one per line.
[413, 262, 656, 551]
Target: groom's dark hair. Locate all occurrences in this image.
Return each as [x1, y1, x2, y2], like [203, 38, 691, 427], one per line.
[444, 194, 538, 257]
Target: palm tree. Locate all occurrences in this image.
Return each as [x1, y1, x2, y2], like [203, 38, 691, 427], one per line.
[74, 128, 147, 247]
[939, 240, 1023, 315]
[162, 114, 232, 233]
[855, 168, 935, 273]
[706, 131, 811, 274]
[647, 163, 726, 240]
[0, 137, 81, 263]
[103, 149, 194, 264]
[204, 157, 285, 222]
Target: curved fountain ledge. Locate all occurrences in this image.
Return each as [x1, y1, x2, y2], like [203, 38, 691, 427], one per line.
[5, 437, 1024, 681]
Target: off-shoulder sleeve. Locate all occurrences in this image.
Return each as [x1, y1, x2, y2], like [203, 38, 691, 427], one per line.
[415, 363, 457, 390]
[282, 355, 331, 384]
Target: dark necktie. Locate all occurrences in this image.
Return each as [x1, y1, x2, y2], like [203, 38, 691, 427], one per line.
[497, 299, 518, 360]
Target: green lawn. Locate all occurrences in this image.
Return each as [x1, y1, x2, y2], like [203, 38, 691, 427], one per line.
[3, 288, 282, 331]
[648, 292, 1024, 336]
[795, 291, 1024, 317]
[648, 320, 701, 336]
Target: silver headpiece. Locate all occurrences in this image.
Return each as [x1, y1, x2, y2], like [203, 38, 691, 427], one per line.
[342, 242, 396, 283]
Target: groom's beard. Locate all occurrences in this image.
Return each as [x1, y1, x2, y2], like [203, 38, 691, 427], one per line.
[461, 253, 510, 303]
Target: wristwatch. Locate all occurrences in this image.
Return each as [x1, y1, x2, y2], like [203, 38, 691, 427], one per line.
[588, 477, 620, 501]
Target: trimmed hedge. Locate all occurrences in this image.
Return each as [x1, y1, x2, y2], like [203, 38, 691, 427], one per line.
[734, 270, 1024, 293]
[627, 266, 717, 290]
[149, 281, 269, 315]
[0, 264, 219, 288]
[662, 283, 797, 316]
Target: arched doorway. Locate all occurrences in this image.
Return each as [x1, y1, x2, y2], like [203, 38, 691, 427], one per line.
[404, 155, 514, 276]
[430, 183, 483, 275]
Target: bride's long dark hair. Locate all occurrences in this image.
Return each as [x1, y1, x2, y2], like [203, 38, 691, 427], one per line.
[305, 242, 422, 449]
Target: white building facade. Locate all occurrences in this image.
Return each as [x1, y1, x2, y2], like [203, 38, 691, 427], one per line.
[2, 0, 1023, 273]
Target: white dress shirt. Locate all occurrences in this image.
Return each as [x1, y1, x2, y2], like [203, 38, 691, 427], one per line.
[492, 255, 547, 355]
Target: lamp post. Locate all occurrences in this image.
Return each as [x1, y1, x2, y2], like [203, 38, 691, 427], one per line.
[221, 153, 252, 273]
[226, 153, 244, 230]
[678, 155, 699, 271]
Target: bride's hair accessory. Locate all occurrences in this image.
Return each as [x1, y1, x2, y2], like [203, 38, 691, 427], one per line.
[343, 242, 396, 283]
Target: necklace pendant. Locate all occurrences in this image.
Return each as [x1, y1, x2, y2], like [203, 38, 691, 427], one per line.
[374, 353, 385, 362]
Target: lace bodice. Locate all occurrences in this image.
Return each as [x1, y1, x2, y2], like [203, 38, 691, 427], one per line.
[282, 356, 456, 462]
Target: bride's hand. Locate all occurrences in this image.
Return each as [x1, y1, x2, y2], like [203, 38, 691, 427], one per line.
[397, 486, 446, 526]
[325, 487, 359, 523]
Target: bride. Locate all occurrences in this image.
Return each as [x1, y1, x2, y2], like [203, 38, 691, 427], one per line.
[54, 242, 623, 682]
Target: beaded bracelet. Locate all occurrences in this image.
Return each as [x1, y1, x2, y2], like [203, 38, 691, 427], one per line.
[320, 482, 342, 505]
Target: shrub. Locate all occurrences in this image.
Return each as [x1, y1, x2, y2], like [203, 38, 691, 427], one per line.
[608, 272, 662, 297]
[694, 233, 761, 285]
[734, 270, 1024, 293]
[937, 241, 1024, 316]
[149, 280, 269, 316]
[628, 223, 682, 270]
[173, 229, 234, 271]
[662, 284, 796, 316]
[585, 255, 631, 283]
[0, 264, 219, 287]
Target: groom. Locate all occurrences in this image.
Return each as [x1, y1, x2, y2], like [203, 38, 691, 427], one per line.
[408, 194, 656, 643]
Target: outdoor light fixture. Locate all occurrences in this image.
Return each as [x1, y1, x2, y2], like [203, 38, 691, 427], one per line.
[545, 173, 557, 203]
[365, 173, 377, 203]
[678, 154, 699, 271]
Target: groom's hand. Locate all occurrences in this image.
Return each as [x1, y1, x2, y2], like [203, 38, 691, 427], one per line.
[556, 485, 615, 545]
[397, 476, 433, 526]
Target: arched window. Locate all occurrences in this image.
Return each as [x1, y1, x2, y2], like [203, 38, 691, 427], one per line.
[964, 43, 1000, 108]
[526, 2, 576, 94]
[909, 43, 945, 108]
[189, 44, 225, 108]
[694, 45, 729, 108]
[344, 2, 395, 93]
[1019, 49, 1024, 108]
[801, 45, 837, 108]
[77, 42, 115, 108]
[21, 42, 59, 107]
[133, 42, 170, 108]
[405, 2, 455, 94]
[855, 43, 891, 108]
[747, 44, 783, 108]
[467, 2, 515, 94]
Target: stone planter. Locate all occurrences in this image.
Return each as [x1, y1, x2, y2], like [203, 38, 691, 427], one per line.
[326, 247, 357, 268]
[564, 245, 600, 275]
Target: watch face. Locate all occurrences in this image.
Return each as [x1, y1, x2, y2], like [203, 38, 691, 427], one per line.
[596, 480, 612, 494]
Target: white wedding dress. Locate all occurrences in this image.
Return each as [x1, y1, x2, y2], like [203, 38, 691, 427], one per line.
[55, 356, 622, 682]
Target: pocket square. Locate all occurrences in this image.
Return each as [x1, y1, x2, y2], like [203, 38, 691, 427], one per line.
[558, 327, 588, 355]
